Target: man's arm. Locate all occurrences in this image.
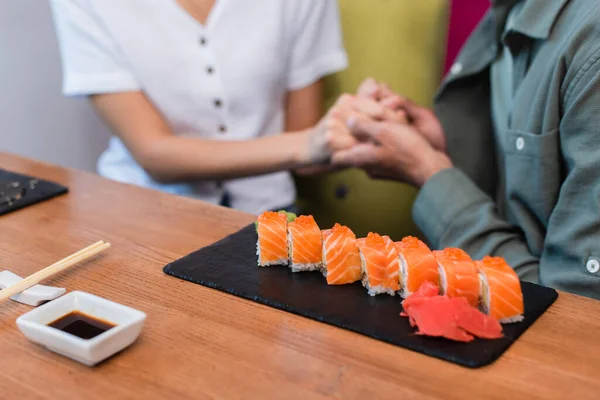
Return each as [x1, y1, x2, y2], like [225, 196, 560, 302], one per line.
[412, 168, 540, 282]
[413, 58, 600, 298]
[333, 67, 600, 297]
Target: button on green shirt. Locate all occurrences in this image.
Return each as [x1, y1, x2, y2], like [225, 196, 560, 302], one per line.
[491, 0, 524, 214]
[412, 0, 600, 299]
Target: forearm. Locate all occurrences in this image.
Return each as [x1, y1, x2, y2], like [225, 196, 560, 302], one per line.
[89, 91, 318, 183]
[135, 131, 310, 183]
[413, 168, 539, 281]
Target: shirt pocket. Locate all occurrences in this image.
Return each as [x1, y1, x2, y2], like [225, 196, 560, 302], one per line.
[504, 129, 561, 224]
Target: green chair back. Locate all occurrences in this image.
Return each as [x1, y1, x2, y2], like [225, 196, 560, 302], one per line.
[296, 0, 449, 240]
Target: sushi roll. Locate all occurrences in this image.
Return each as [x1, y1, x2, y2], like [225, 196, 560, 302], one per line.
[356, 233, 400, 296]
[321, 223, 362, 285]
[396, 236, 440, 298]
[476, 256, 524, 323]
[256, 211, 289, 267]
[434, 248, 479, 307]
[287, 215, 322, 272]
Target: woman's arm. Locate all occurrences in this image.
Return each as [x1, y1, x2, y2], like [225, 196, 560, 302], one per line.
[285, 80, 323, 131]
[285, 80, 336, 176]
[90, 91, 325, 183]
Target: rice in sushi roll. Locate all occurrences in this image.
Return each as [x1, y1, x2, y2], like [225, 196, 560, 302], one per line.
[321, 223, 362, 285]
[256, 211, 289, 267]
[476, 256, 524, 323]
[287, 215, 323, 272]
[396, 236, 440, 298]
[356, 233, 400, 296]
[434, 248, 479, 307]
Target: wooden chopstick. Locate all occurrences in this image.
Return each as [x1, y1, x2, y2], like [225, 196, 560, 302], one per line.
[0, 241, 111, 302]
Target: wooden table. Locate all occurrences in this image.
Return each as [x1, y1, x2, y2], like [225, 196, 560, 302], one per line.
[1, 152, 599, 400]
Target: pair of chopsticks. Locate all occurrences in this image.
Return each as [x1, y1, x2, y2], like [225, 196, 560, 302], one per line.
[0, 241, 111, 302]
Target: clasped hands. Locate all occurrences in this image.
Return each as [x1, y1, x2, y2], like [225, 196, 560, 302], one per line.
[308, 78, 453, 187]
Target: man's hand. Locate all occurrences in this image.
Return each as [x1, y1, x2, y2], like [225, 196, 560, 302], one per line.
[356, 78, 408, 124]
[355, 78, 446, 152]
[331, 117, 452, 187]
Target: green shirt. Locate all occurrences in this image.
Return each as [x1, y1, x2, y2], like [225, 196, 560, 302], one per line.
[412, 0, 600, 299]
[491, 0, 524, 214]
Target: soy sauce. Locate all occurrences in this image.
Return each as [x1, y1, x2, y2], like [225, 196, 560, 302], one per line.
[48, 311, 116, 340]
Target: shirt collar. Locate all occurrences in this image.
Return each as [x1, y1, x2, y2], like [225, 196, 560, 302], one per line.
[491, 0, 570, 40]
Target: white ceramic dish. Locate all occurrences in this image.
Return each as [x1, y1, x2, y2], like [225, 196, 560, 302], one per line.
[0, 270, 66, 306]
[16, 291, 146, 366]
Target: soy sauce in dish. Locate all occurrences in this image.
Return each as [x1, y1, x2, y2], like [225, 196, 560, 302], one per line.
[48, 311, 116, 340]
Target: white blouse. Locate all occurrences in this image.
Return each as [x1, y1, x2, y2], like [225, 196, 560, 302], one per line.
[50, 0, 348, 214]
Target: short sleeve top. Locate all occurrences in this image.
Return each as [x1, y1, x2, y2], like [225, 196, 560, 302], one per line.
[50, 0, 348, 213]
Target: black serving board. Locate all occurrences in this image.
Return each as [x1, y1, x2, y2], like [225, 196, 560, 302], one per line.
[163, 224, 558, 368]
[0, 169, 68, 216]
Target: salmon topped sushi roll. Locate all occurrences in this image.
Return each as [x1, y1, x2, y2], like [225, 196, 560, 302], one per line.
[287, 215, 322, 272]
[476, 256, 524, 323]
[256, 211, 289, 267]
[396, 236, 440, 298]
[434, 248, 479, 307]
[321, 223, 362, 285]
[356, 233, 400, 296]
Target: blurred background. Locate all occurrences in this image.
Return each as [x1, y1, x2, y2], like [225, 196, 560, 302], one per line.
[0, 0, 110, 171]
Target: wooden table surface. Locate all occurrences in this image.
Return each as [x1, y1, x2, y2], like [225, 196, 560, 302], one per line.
[1, 152, 599, 400]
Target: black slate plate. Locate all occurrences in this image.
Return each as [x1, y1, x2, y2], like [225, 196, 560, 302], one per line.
[163, 224, 558, 368]
[0, 169, 68, 216]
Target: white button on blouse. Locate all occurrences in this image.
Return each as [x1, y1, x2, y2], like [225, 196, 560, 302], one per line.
[50, 0, 348, 214]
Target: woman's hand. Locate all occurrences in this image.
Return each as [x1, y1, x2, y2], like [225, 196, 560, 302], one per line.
[297, 93, 399, 166]
[291, 100, 356, 175]
[303, 95, 357, 164]
[331, 116, 452, 187]
[355, 78, 446, 152]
